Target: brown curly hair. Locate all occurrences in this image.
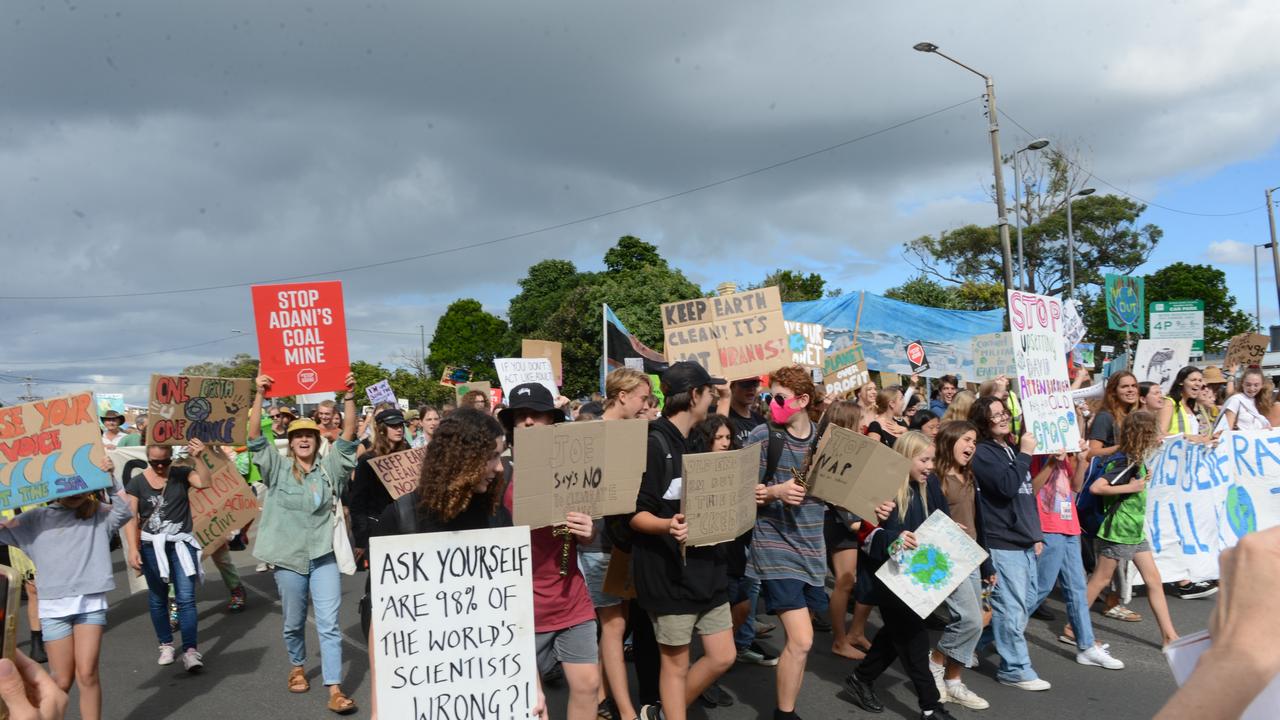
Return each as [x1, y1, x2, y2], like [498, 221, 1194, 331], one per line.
[769, 364, 823, 422]
[416, 408, 505, 522]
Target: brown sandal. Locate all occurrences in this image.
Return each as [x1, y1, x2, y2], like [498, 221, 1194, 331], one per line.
[327, 690, 357, 715]
[288, 666, 309, 693]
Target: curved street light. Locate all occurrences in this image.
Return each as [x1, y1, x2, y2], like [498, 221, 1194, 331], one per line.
[1065, 187, 1096, 299]
[1012, 138, 1051, 290]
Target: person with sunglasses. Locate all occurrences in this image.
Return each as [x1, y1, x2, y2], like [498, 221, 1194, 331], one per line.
[122, 440, 214, 673]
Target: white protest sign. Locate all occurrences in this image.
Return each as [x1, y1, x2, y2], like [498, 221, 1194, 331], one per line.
[495, 357, 557, 398]
[783, 320, 825, 370]
[1008, 291, 1081, 454]
[370, 527, 538, 719]
[365, 379, 397, 406]
[875, 510, 988, 618]
[1133, 338, 1193, 392]
[971, 332, 1017, 382]
[1144, 432, 1280, 583]
[1061, 298, 1087, 348]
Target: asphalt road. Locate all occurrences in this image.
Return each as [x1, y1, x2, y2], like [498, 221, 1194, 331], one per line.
[29, 550, 1212, 719]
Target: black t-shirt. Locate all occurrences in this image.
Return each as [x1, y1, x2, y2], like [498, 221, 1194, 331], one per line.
[126, 466, 194, 535]
[1088, 410, 1117, 447]
[728, 408, 766, 448]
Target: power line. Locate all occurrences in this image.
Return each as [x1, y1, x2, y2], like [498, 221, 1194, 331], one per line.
[998, 109, 1267, 218]
[2, 333, 252, 366]
[0, 96, 983, 302]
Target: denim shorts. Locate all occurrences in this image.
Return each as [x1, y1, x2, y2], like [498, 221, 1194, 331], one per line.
[578, 551, 623, 609]
[1096, 537, 1151, 562]
[42, 610, 107, 642]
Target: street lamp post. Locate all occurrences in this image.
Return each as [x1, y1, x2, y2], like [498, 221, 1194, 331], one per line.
[1255, 242, 1273, 333]
[1012, 138, 1050, 290]
[914, 42, 1015, 297]
[1065, 187, 1096, 300]
[1268, 187, 1280, 349]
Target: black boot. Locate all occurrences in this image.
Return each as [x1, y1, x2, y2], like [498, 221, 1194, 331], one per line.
[29, 631, 47, 663]
[842, 674, 884, 713]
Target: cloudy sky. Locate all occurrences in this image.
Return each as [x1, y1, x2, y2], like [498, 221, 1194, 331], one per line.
[3, 0, 1279, 404]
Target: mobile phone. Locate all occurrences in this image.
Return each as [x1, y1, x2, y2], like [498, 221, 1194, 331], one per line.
[0, 564, 18, 720]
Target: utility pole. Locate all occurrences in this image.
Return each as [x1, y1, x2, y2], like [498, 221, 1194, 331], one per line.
[1268, 187, 1280, 349]
[16, 377, 40, 403]
[419, 324, 427, 381]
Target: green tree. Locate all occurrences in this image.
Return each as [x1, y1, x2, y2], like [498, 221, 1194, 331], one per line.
[507, 259, 585, 337]
[426, 299, 512, 383]
[603, 235, 665, 274]
[181, 353, 260, 379]
[1083, 262, 1253, 353]
[754, 269, 830, 302]
[883, 275, 1004, 311]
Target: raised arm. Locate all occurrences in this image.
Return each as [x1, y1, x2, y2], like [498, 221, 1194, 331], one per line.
[186, 439, 213, 490]
[341, 371, 358, 442]
[248, 375, 272, 440]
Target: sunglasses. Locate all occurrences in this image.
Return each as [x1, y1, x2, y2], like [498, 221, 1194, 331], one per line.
[148, 459, 172, 468]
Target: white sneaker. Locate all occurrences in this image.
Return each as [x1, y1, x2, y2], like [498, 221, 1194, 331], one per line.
[928, 658, 948, 702]
[255, 562, 269, 573]
[1077, 643, 1125, 670]
[1000, 677, 1051, 691]
[157, 644, 176, 665]
[946, 682, 991, 710]
[182, 648, 204, 673]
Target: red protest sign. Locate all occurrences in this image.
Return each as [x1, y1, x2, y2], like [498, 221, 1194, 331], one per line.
[905, 340, 930, 373]
[251, 281, 350, 398]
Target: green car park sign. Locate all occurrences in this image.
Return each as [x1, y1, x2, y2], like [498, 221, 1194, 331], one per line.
[1150, 299, 1204, 354]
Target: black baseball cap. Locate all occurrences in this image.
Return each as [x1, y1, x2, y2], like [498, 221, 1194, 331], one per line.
[375, 409, 406, 426]
[661, 361, 726, 396]
[498, 383, 566, 432]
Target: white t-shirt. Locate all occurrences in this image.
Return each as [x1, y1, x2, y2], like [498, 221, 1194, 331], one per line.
[1222, 394, 1272, 430]
[40, 591, 108, 620]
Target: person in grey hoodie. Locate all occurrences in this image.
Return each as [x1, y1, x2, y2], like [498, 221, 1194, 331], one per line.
[0, 489, 133, 720]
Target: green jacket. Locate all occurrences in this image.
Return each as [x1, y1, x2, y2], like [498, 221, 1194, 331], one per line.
[1099, 464, 1148, 545]
[249, 435, 357, 575]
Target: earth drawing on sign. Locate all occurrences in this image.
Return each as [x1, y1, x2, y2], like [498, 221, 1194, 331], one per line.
[904, 543, 952, 589]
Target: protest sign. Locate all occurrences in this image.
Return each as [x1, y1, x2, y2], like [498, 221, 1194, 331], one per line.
[146, 374, 252, 446]
[875, 510, 988, 618]
[1144, 432, 1280, 582]
[439, 365, 471, 387]
[904, 340, 930, 373]
[370, 527, 538, 720]
[188, 449, 260, 556]
[365, 379, 397, 407]
[681, 443, 761, 547]
[624, 358, 645, 372]
[1101, 353, 1131, 381]
[1008, 291, 1081, 454]
[295, 391, 336, 406]
[522, 339, 563, 386]
[1225, 333, 1270, 367]
[490, 387, 504, 410]
[96, 393, 125, 421]
[511, 419, 647, 529]
[783, 320, 825, 370]
[251, 281, 350, 397]
[495, 358, 557, 398]
[879, 371, 902, 388]
[0, 392, 113, 511]
[602, 548, 636, 599]
[807, 425, 910, 522]
[368, 446, 427, 499]
[1150, 300, 1205, 354]
[1133, 338, 1193, 392]
[822, 343, 870, 398]
[455, 381, 492, 405]
[971, 332, 1017, 382]
[1073, 343, 1096, 367]
[1061, 298, 1088, 348]
[1105, 274, 1145, 333]
[661, 286, 788, 381]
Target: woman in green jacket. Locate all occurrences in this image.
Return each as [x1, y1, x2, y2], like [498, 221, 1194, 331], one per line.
[248, 371, 359, 715]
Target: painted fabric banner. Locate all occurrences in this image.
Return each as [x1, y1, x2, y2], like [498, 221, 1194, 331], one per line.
[783, 292, 1003, 378]
[1145, 431, 1280, 583]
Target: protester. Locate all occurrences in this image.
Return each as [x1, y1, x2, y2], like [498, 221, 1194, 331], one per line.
[1221, 367, 1273, 430]
[99, 410, 128, 452]
[854, 381, 877, 431]
[0, 488, 132, 720]
[1139, 381, 1165, 414]
[1082, 411, 1180, 646]
[500, 383, 601, 720]
[1159, 366, 1211, 438]
[630, 362, 735, 720]
[968, 395, 1048, 690]
[941, 390, 976, 423]
[817, 402, 870, 661]
[1087, 371, 1139, 457]
[117, 413, 146, 447]
[927, 420, 992, 709]
[930, 375, 959, 417]
[842, 431, 956, 720]
[315, 399, 343, 443]
[348, 408, 411, 568]
[402, 408, 421, 444]
[726, 378, 766, 447]
[248, 372, 359, 715]
[461, 389, 489, 413]
[748, 365, 827, 720]
[123, 441, 213, 673]
[908, 410, 940, 438]
[866, 386, 908, 448]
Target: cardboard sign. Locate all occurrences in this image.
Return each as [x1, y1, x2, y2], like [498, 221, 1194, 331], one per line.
[661, 286, 788, 382]
[146, 374, 252, 446]
[905, 340, 930, 373]
[681, 442, 762, 547]
[490, 387, 504, 410]
[1008, 291, 1081, 454]
[96, 393, 125, 420]
[601, 548, 636, 599]
[879, 371, 902, 389]
[439, 365, 471, 387]
[784, 320, 825, 370]
[368, 446, 426, 499]
[365, 379, 397, 407]
[370, 528, 538, 720]
[1061, 298, 1088, 348]
[1105, 274, 1145, 333]
[0, 392, 113, 511]
[511, 419, 647, 529]
[495, 357, 557, 399]
[188, 449, 260, 557]
[807, 425, 911, 522]
[624, 358, 645, 372]
[455, 381, 492, 406]
[522, 339, 564, 386]
[875, 510, 988, 618]
[1225, 333, 1270, 368]
[971, 332, 1017, 381]
[822, 343, 870, 398]
[251, 281, 350, 397]
[1134, 338, 1193, 392]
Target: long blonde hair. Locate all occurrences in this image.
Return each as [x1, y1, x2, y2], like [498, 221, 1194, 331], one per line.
[892, 430, 933, 522]
[943, 390, 977, 422]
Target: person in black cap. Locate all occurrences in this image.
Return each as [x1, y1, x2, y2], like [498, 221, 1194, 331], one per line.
[347, 408, 410, 569]
[630, 361, 737, 720]
[498, 383, 601, 720]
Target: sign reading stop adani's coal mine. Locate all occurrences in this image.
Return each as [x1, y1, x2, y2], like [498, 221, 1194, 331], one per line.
[1008, 291, 1080, 454]
[661, 287, 788, 381]
[252, 281, 350, 398]
[146, 374, 252, 446]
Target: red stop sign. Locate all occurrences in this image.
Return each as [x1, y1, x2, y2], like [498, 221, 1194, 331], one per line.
[906, 342, 926, 365]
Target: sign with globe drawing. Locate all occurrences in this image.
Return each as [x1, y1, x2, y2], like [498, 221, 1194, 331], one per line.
[876, 510, 988, 619]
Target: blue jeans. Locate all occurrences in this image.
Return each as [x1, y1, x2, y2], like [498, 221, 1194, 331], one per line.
[1035, 533, 1095, 650]
[728, 575, 760, 651]
[938, 570, 983, 665]
[986, 547, 1039, 683]
[274, 553, 344, 685]
[140, 542, 199, 651]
